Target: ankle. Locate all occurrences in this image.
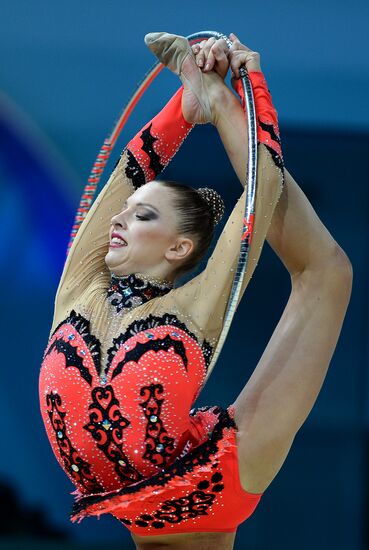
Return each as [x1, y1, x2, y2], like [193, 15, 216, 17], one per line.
[209, 82, 240, 127]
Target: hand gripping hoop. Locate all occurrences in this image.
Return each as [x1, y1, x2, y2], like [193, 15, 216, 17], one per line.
[66, 31, 258, 386]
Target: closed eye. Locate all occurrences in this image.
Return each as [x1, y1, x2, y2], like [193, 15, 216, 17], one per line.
[136, 214, 149, 220]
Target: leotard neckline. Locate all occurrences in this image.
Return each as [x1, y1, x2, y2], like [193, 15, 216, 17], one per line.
[107, 272, 173, 314]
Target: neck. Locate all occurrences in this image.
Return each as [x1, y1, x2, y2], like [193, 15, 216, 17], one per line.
[107, 271, 174, 315]
[113, 271, 174, 286]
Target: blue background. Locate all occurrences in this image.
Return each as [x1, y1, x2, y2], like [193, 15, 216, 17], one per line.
[0, 1, 368, 549]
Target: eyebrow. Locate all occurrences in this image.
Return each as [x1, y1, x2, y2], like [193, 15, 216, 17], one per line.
[123, 199, 160, 214]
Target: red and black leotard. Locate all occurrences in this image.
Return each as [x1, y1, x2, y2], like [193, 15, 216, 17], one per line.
[39, 75, 284, 536]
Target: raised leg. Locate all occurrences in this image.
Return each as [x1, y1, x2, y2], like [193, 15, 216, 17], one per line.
[211, 82, 353, 495]
[145, 32, 353, 496]
[234, 223, 352, 494]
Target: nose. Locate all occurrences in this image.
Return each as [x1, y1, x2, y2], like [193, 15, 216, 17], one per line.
[110, 210, 128, 228]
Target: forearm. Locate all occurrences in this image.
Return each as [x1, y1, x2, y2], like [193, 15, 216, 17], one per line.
[213, 84, 339, 276]
[116, 86, 194, 189]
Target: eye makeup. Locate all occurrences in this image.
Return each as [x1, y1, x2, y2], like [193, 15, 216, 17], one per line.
[136, 214, 156, 221]
[123, 199, 160, 215]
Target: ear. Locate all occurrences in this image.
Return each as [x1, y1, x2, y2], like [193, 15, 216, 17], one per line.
[165, 236, 194, 262]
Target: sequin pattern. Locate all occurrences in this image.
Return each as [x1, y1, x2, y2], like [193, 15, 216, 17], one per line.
[39, 307, 212, 494]
[83, 385, 144, 484]
[139, 383, 176, 467]
[70, 405, 263, 534]
[46, 391, 104, 493]
[40, 308, 264, 535]
[38, 83, 282, 534]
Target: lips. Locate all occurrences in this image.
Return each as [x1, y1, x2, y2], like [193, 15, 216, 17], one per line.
[111, 232, 127, 244]
[110, 232, 128, 248]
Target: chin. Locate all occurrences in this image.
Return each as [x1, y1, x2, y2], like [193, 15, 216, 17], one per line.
[105, 253, 137, 277]
[104, 252, 124, 271]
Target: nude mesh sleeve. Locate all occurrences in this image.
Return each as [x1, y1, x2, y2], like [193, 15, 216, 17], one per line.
[169, 143, 284, 350]
[51, 87, 193, 329]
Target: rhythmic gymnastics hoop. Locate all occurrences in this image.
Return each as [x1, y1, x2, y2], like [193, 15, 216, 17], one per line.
[66, 30, 258, 386]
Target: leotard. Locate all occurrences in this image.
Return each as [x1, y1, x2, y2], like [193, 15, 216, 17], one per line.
[39, 74, 284, 536]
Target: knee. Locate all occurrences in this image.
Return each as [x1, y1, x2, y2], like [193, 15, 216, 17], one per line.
[326, 244, 353, 285]
[335, 244, 352, 269]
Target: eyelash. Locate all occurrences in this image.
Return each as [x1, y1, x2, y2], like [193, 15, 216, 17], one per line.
[120, 205, 149, 220]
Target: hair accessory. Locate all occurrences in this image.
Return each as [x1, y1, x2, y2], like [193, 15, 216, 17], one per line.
[197, 187, 225, 225]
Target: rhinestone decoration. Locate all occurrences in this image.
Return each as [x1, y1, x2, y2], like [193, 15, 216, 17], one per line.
[38, 77, 279, 535]
[197, 187, 225, 226]
[107, 272, 173, 315]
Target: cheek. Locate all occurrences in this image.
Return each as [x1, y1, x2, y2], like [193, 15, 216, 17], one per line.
[134, 223, 173, 247]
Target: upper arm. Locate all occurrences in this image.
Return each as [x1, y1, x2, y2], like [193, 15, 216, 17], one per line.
[171, 144, 284, 352]
[53, 150, 135, 323]
[53, 87, 193, 325]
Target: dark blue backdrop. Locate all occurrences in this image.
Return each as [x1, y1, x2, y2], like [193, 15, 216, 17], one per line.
[0, 2, 368, 549]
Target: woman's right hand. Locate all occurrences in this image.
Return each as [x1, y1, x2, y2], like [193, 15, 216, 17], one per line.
[228, 33, 262, 81]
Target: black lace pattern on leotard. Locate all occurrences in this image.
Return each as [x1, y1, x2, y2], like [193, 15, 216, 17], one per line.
[139, 383, 176, 467]
[83, 385, 144, 484]
[70, 406, 234, 528]
[123, 123, 165, 189]
[46, 392, 104, 493]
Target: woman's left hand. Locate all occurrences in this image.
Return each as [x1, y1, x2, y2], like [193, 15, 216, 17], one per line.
[191, 37, 230, 80]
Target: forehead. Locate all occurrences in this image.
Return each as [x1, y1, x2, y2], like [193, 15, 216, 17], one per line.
[130, 181, 171, 208]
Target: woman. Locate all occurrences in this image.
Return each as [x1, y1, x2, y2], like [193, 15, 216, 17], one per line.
[39, 32, 352, 550]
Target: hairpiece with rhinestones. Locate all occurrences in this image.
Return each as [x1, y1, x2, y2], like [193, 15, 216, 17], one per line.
[197, 187, 225, 226]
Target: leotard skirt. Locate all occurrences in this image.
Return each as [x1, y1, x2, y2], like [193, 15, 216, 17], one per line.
[70, 404, 263, 535]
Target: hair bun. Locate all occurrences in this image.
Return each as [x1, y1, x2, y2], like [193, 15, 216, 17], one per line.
[197, 187, 225, 226]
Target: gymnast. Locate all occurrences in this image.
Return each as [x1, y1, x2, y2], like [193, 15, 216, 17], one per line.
[39, 31, 352, 550]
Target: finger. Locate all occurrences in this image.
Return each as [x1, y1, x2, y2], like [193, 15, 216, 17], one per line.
[197, 38, 214, 68]
[229, 32, 242, 50]
[202, 36, 216, 58]
[229, 32, 240, 42]
[229, 32, 250, 52]
[192, 43, 200, 55]
[204, 48, 216, 71]
[230, 52, 247, 78]
[213, 38, 229, 59]
[204, 38, 228, 72]
[196, 43, 206, 68]
[194, 40, 206, 67]
[212, 42, 229, 76]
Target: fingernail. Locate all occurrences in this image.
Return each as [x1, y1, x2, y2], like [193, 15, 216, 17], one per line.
[197, 59, 203, 67]
[205, 63, 210, 71]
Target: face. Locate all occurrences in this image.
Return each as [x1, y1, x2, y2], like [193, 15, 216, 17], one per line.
[105, 181, 194, 279]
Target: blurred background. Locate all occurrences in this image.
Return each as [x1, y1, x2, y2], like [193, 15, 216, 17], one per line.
[0, 1, 368, 549]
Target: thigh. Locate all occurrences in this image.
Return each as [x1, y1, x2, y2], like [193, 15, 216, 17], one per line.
[232, 261, 352, 494]
[233, 421, 294, 495]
